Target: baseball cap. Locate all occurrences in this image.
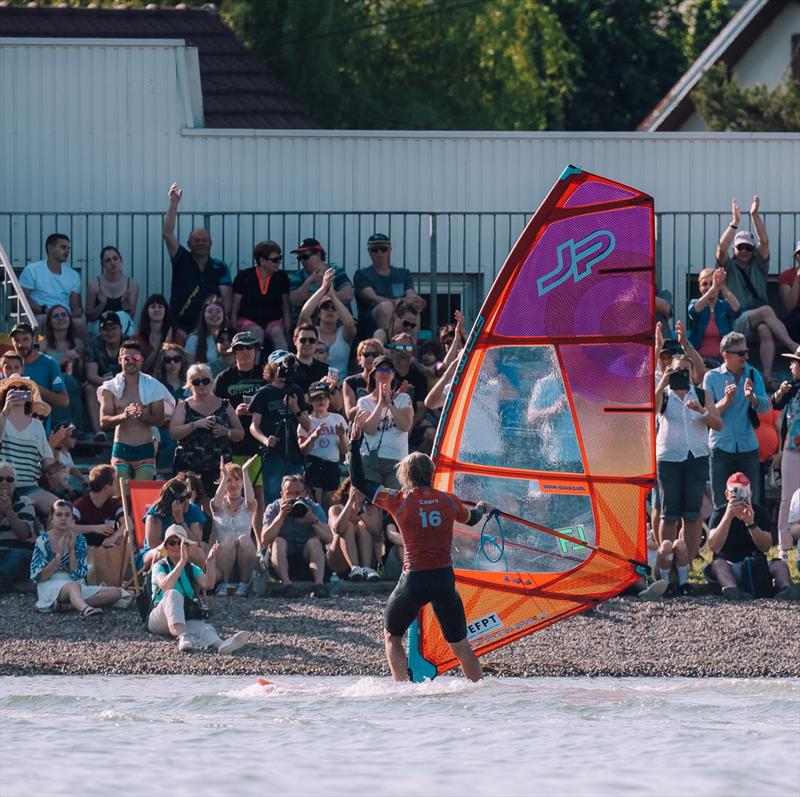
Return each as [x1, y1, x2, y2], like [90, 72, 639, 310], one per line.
[371, 355, 395, 371]
[290, 238, 324, 255]
[733, 230, 756, 248]
[9, 322, 34, 337]
[308, 381, 330, 398]
[228, 331, 260, 353]
[99, 311, 121, 328]
[367, 233, 391, 245]
[659, 338, 684, 356]
[267, 349, 290, 364]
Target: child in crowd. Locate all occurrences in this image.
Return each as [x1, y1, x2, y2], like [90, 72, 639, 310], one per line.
[1, 352, 24, 378]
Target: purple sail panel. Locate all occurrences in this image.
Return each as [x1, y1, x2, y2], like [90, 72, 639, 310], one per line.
[562, 182, 637, 208]
[495, 206, 652, 339]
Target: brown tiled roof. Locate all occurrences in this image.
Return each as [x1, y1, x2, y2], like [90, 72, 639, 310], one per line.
[0, 4, 316, 129]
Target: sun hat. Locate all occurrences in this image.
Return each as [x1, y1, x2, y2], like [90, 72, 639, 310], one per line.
[782, 345, 800, 363]
[228, 330, 260, 353]
[158, 523, 198, 554]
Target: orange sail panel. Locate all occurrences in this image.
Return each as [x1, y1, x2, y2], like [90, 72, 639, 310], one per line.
[408, 166, 655, 680]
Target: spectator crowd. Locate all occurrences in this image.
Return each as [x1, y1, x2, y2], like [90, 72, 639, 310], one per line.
[1, 186, 798, 653]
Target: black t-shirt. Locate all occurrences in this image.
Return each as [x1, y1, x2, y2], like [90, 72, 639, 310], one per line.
[232, 267, 290, 327]
[344, 374, 369, 404]
[395, 362, 429, 412]
[249, 382, 309, 462]
[293, 357, 329, 396]
[213, 366, 267, 456]
[709, 503, 771, 562]
[170, 246, 232, 333]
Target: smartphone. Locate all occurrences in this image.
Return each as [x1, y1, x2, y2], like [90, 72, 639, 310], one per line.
[328, 367, 339, 383]
[668, 370, 690, 391]
[12, 389, 32, 402]
[729, 484, 751, 501]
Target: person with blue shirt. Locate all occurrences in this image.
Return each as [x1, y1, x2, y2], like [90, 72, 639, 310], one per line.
[703, 331, 771, 508]
[688, 267, 740, 367]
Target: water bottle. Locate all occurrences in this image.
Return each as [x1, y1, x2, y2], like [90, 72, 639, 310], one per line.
[330, 572, 340, 598]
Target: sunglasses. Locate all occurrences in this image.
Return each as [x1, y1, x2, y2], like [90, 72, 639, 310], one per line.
[0, 476, 14, 483]
[375, 366, 395, 373]
[298, 253, 316, 261]
[122, 353, 143, 361]
[163, 356, 182, 364]
[50, 311, 69, 320]
[191, 377, 212, 387]
[727, 349, 749, 357]
[390, 343, 414, 352]
[101, 323, 120, 330]
[319, 303, 335, 311]
[298, 337, 317, 344]
[401, 320, 417, 330]
[267, 255, 283, 263]
[165, 538, 182, 547]
[369, 246, 389, 254]
[362, 351, 380, 358]
[736, 244, 755, 252]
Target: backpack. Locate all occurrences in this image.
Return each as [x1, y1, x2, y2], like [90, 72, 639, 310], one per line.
[740, 554, 772, 598]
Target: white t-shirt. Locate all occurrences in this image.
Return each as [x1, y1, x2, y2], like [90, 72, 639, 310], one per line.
[298, 412, 346, 462]
[185, 333, 220, 364]
[19, 260, 81, 309]
[356, 392, 412, 461]
[788, 488, 800, 525]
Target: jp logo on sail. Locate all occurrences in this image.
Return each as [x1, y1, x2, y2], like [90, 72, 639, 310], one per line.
[536, 230, 616, 297]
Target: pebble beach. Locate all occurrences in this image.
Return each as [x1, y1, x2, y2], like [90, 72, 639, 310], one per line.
[1, 589, 797, 678]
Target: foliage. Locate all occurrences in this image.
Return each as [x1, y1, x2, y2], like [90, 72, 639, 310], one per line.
[680, 0, 733, 63]
[693, 64, 800, 132]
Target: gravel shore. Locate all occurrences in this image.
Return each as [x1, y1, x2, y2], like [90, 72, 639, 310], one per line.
[1, 589, 797, 678]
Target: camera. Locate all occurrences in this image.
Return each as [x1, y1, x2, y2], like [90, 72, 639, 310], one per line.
[729, 484, 751, 501]
[668, 369, 690, 391]
[290, 498, 311, 518]
[277, 354, 298, 380]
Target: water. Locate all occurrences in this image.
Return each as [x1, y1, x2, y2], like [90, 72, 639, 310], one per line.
[1, 676, 798, 797]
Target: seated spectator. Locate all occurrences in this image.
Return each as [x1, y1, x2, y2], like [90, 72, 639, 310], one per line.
[134, 294, 187, 373]
[353, 233, 426, 339]
[163, 183, 232, 332]
[0, 461, 37, 593]
[152, 343, 190, 470]
[143, 477, 206, 569]
[288, 238, 353, 327]
[355, 354, 413, 490]
[99, 339, 173, 480]
[787, 487, 800, 558]
[9, 322, 68, 423]
[30, 499, 127, 617]
[72, 465, 126, 586]
[289, 324, 330, 397]
[298, 267, 356, 380]
[249, 352, 311, 503]
[704, 332, 770, 507]
[298, 381, 347, 509]
[1, 352, 24, 379]
[419, 339, 447, 391]
[210, 327, 235, 377]
[707, 473, 798, 600]
[169, 363, 244, 497]
[0, 377, 62, 516]
[261, 474, 332, 598]
[343, 339, 384, 421]
[209, 457, 259, 597]
[328, 479, 381, 582]
[40, 305, 85, 435]
[147, 524, 249, 654]
[382, 514, 404, 581]
[387, 332, 430, 450]
[654, 353, 722, 596]
[373, 300, 421, 347]
[85, 245, 139, 334]
[84, 311, 123, 440]
[50, 423, 87, 499]
[19, 233, 87, 340]
[777, 240, 800, 341]
[688, 267, 740, 367]
[716, 197, 797, 389]
[185, 294, 228, 367]
[230, 240, 290, 353]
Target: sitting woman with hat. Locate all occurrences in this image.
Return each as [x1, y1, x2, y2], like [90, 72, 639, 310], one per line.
[147, 523, 249, 654]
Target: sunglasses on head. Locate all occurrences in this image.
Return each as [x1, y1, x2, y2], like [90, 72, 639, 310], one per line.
[191, 377, 212, 387]
[298, 336, 317, 344]
[369, 246, 389, 254]
[0, 476, 14, 483]
[736, 244, 755, 252]
[163, 355, 182, 364]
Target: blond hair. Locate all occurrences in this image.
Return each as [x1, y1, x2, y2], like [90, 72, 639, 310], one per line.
[185, 362, 213, 390]
[395, 452, 435, 490]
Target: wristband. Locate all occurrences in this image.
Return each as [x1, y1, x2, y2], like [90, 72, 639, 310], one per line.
[746, 523, 757, 531]
[700, 409, 709, 418]
[729, 224, 737, 230]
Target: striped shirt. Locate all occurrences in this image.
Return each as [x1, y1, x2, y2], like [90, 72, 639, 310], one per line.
[30, 531, 88, 582]
[0, 493, 36, 549]
[0, 419, 53, 487]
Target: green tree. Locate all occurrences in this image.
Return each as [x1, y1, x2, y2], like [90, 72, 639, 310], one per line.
[681, 0, 733, 63]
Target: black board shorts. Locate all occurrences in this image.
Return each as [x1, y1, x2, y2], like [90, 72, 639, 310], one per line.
[384, 566, 467, 643]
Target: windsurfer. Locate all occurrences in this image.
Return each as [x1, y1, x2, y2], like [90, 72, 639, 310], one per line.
[348, 422, 493, 682]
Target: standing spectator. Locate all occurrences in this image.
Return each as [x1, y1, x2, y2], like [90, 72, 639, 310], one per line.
[30, 499, 126, 617]
[298, 267, 356, 380]
[185, 294, 228, 367]
[230, 240, 291, 352]
[162, 182, 232, 333]
[290, 324, 329, 396]
[169, 363, 244, 497]
[261, 474, 332, 598]
[249, 352, 312, 503]
[152, 343, 190, 471]
[288, 238, 353, 326]
[716, 197, 797, 388]
[19, 233, 87, 340]
[134, 294, 187, 372]
[208, 457, 259, 597]
[40, 305, 85, 434]
[703, 331, 770, 507]
[777, 240, 800, 342]
[374, 301, 421, 347]
[99, 339, 172, 480]
[9, 322, 68, 417]
[387, 333, 430, 449]
[353, 234, 426, 338]
[343, 339, 384, 421]
[655, 288, 674, 338]
[688, 267, 740, 367]
[213, 332, 268, 529]
[85, 246, 139, 333]
[84, 311, 123, 440]
[0, 461, 36, 593]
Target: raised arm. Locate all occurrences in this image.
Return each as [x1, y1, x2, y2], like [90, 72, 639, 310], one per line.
[750, 195, 769, 260]
[716, 198, 740, 267]
[163, 182, 182, 258]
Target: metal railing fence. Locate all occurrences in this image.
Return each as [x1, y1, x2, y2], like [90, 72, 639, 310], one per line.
[1, 211, 798, 332]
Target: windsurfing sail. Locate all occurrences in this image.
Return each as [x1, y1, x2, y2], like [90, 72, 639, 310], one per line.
[408, 166, 655, 681]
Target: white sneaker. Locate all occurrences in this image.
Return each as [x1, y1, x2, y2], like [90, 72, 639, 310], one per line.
[215, 582, 231, 596]
[363, 567, 381, 582]
[637, 579, 668, 600]
[348, 566, 364, 581]
[217, 631, 249, 656]
[178, 633, 198, 652]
